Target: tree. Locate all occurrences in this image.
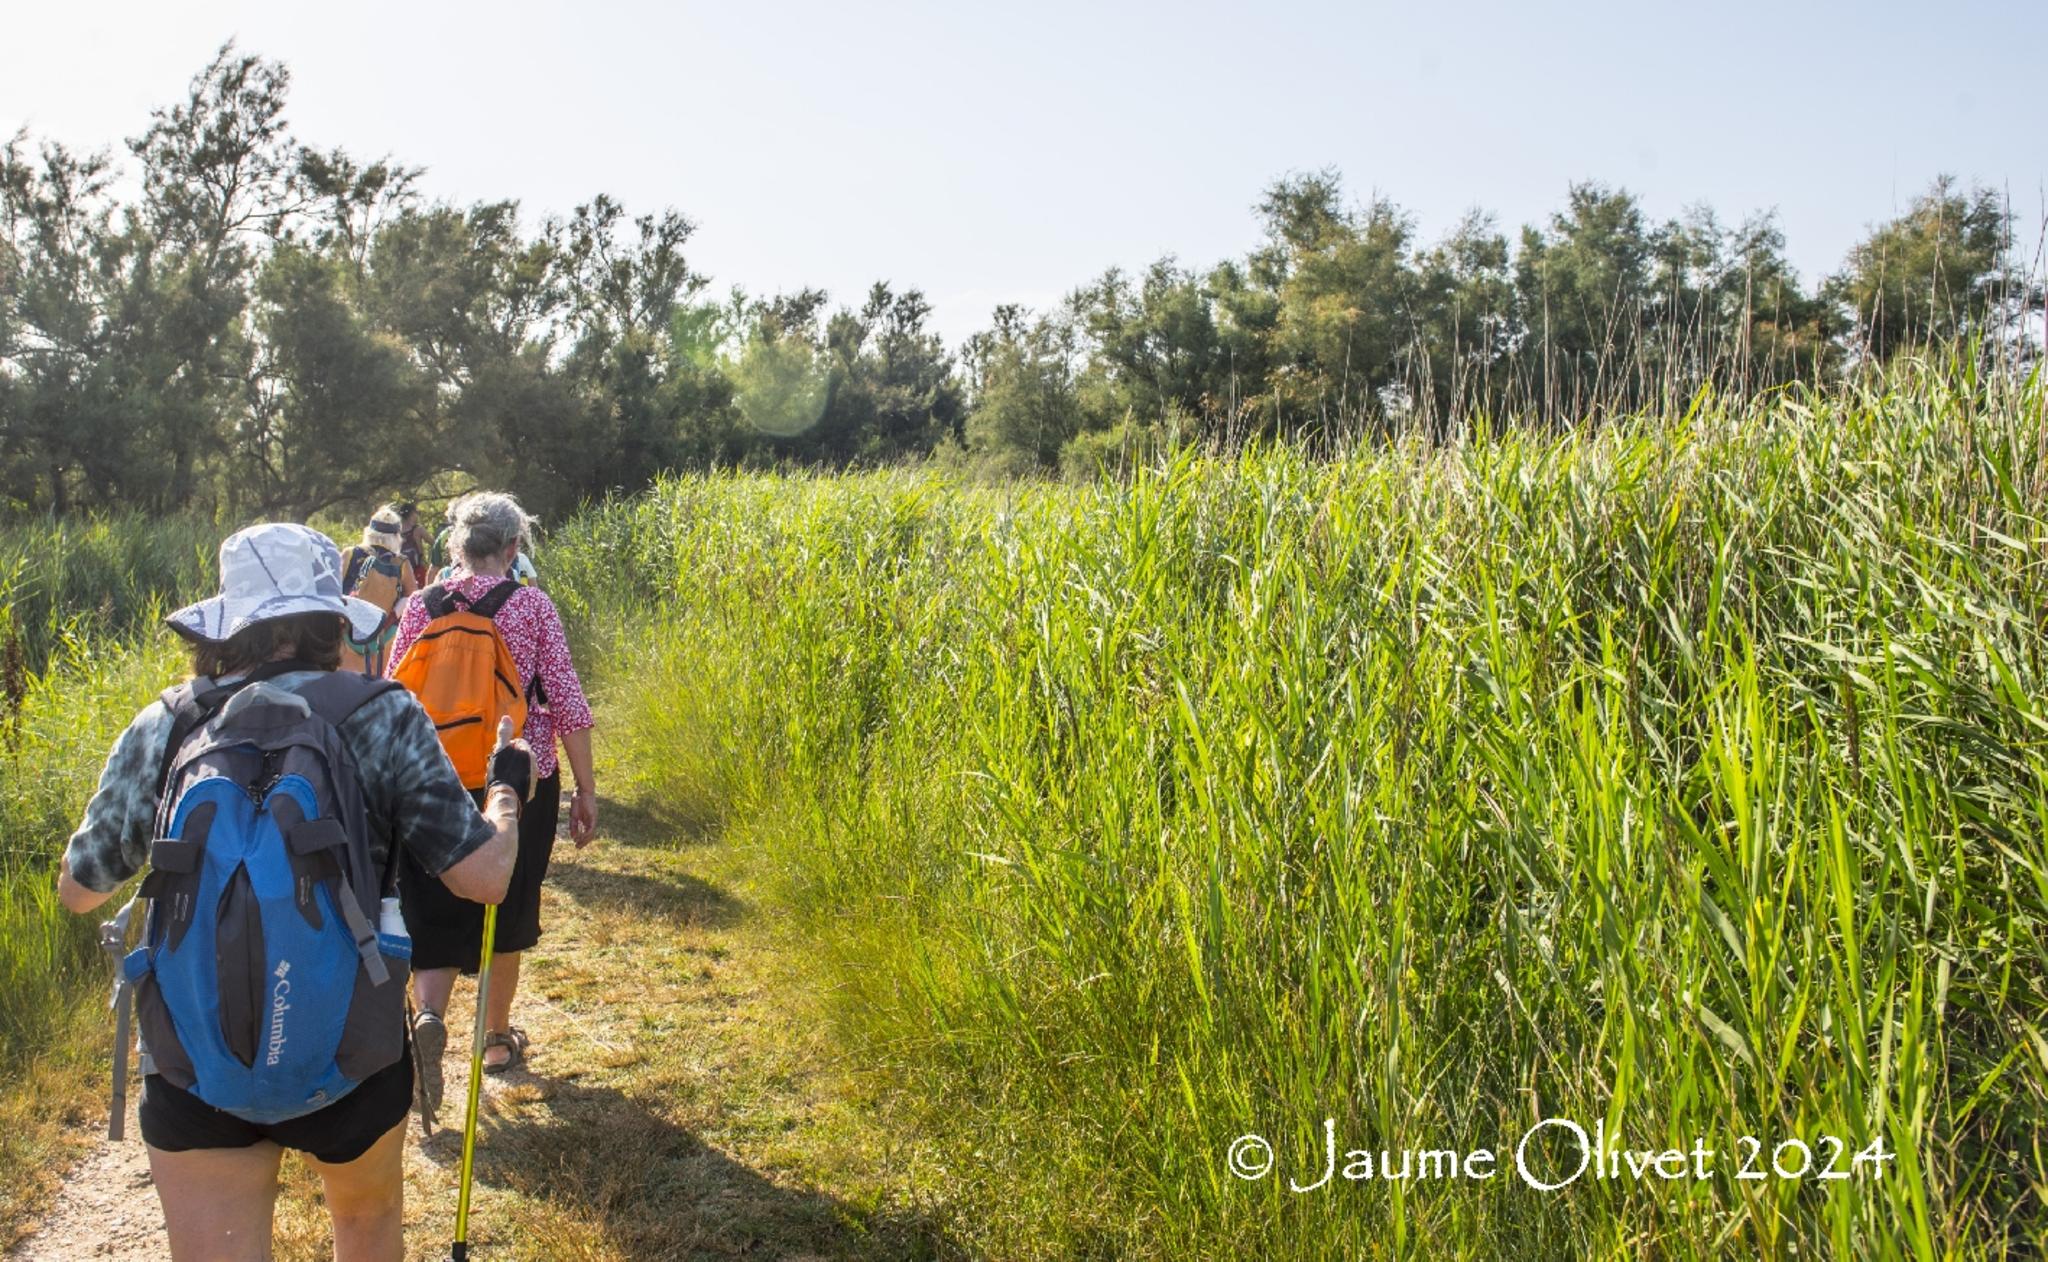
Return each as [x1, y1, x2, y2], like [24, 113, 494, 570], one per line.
[1826, 176, 2014, 364]
[0, 135, 129, 513]
[126, 43, 305, 509]
[533, 196, 711, 515]
[1265, 184, 1421, 432]
[363, 200, 562, 469]
[1643, 207, 1836, 396]
[814, 283, 963, 463]
[1068, 260, 1229, 434]
[246, 243, 435, 514]
[730, 290, 829, 455]
[959, 305, 1087, 473]
[1409, 211, 1518, 425]
[1513, 182, 1652, 417]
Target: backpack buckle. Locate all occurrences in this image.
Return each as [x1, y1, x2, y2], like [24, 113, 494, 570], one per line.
[98, 896, 139, 960]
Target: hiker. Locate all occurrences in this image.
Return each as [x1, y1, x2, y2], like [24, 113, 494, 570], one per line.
[340, 506, 420, 675]
[396, 502, 430, 588]
[431, 500, 458, 576]
[55, 522, 530, 1262]
[389, 490, 595, 1106]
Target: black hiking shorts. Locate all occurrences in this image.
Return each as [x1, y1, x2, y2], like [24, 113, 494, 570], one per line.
[139, 1049, 412, 1164]
[402, 772, 561, 972]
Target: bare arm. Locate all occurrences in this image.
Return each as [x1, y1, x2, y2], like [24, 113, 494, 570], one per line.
[562, 727, 595, 795]
[562, 727, 598, 845]
[58, 859, 114, 914]
[438, 785, 521, 904]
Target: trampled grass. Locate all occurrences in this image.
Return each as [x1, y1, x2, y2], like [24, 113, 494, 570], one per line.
[551, 365, 2048, 1259]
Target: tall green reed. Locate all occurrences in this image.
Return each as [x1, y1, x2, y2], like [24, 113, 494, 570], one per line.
[0, 516, 215, 673]
[553, 364, 2047, 1259]
[0, 516, 215, 1221]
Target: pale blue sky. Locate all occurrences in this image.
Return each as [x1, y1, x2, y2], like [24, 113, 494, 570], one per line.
[7, 0, 2044, 345]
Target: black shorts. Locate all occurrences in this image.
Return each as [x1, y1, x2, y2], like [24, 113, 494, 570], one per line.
[139, 1050, 412, 1164]
[401, 773, 561, 972]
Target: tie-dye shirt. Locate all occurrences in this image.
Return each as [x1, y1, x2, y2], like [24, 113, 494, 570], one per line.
[385, 576, 594, 782]
[63, 672, 493, 895]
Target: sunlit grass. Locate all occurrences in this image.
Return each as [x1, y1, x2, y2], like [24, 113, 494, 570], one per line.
[0, 632, 185, 1239]
[0, 516, 207, 1235]
[553, 364, 2048, 1259]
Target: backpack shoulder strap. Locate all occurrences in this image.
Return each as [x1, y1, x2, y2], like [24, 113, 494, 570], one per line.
[464, 578, 523, 620]
[420, 582, 457, 620]
[282, 671, 408, 902]
[154, 681, 217, 803]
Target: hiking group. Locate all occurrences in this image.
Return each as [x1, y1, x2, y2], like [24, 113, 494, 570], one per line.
[53, 490, 596, 1261]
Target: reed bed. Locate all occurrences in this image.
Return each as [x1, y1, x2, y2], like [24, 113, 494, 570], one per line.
[553, 364, 2048, 1259]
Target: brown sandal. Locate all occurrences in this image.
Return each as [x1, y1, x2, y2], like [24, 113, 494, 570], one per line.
[411, 1008, 448, 1130]
[482, 1027, 529, 1074]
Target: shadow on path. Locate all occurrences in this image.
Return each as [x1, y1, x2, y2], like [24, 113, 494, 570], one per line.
[593, 792, 725, 850]
[547, 854, 745, 930]
[417, 1074, 960, 1261]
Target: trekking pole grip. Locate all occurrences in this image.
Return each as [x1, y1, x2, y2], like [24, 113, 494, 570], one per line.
[485, 715, 532, 810]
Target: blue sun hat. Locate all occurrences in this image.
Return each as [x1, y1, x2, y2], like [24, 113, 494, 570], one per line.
[167, 523, 388, 644]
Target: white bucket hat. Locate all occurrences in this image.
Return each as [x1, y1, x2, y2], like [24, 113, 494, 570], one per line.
[167, 523, 388, 644]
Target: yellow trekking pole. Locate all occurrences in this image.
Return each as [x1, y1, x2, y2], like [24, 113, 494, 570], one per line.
[448, 715, 522, 1262]
[448, 901, 496, 1262]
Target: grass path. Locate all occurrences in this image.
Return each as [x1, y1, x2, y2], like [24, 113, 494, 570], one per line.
[10, 792, 963, 1261]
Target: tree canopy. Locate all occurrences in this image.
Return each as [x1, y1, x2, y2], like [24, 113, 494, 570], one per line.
[2, 46, 2038, 515]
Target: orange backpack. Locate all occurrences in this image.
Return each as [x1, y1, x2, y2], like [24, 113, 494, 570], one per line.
[342, 546, 405, 617]
[391, 580, 529, 790]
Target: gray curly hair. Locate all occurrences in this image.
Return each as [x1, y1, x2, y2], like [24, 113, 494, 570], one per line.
[448, 491, 536, 562]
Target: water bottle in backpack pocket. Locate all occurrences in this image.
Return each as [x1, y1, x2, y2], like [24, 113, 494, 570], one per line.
[119, 674, 410, 1125]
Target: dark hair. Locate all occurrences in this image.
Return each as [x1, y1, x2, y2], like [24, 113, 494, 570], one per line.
[188, 612, 345, 679]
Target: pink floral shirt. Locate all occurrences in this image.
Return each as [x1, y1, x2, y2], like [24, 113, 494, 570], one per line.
[387, 574, 594, 781]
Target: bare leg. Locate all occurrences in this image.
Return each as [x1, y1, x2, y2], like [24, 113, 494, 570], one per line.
[310, 1121, 406, 1262]
[414, 966, 456, 1017]
[482, 951, 523, 1067]
[148, 1141, 282, 1261]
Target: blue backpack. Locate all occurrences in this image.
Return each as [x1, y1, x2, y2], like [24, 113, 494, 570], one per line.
[105, 665, 412, 1132]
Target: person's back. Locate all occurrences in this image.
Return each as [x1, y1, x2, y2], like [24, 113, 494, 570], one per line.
[343, 545, 405, 610]
[386, 491, 596, 1093]
[340, 508, 420, 675]
[55, 521, 527, 1261]
[390, 578, 530, 790]
[396, 503, 428, 588]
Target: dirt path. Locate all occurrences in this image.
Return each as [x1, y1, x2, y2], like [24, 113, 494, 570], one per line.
[11, 812, 960, 1261]
[7, 1094, 158, 1260]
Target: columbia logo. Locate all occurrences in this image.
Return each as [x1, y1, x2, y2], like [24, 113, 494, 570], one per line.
[267, 961, 293, 1065]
